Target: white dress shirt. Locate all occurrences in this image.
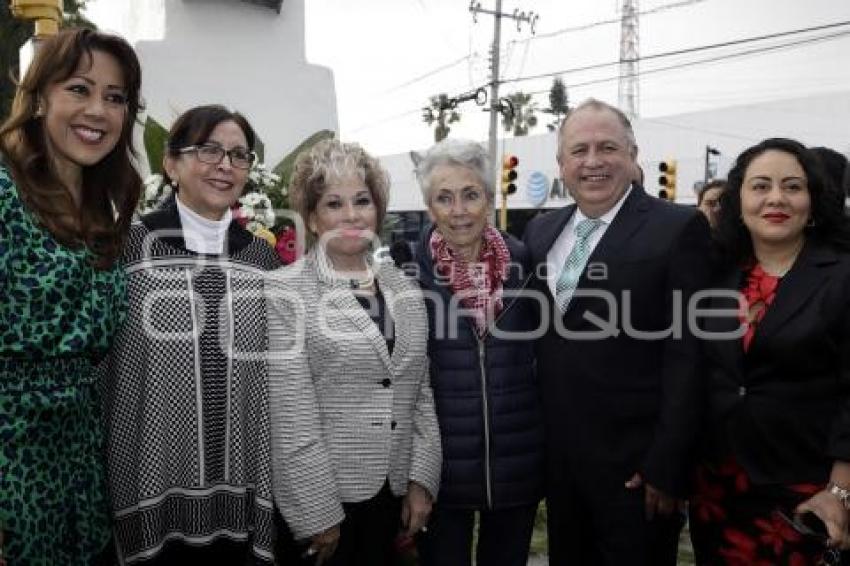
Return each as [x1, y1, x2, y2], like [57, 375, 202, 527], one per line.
[176, 195, 233, 255]
[546, 186, 632, 297]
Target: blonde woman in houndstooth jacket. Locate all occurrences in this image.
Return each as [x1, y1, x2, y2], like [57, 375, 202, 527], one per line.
[266, 139, 441, 566]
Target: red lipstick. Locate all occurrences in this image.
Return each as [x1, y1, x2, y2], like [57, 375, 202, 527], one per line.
[762, 212, 790, 223]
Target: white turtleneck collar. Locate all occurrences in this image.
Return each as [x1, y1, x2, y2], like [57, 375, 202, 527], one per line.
[175, 196, 233, 255]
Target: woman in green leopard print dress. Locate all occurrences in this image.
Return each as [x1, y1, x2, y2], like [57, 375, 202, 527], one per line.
[0, 29, 142, 565]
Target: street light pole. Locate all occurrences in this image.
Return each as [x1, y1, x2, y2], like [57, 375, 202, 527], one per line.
[704, 145, 720, 182]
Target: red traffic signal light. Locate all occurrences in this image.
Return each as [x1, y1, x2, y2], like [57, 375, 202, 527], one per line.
[502, 154, 518, 195]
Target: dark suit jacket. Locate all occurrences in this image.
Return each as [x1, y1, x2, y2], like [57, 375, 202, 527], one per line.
[700, 241, 850, 485]
[523, 185, 711, 496]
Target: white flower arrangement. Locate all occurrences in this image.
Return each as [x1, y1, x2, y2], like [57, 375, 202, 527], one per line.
[238, 191, 276, 230]
[136, 161, 284, 223]
[248, 162, 286, 198]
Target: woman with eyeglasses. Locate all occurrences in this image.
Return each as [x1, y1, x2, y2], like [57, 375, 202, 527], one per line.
[99, 105, 281, 565]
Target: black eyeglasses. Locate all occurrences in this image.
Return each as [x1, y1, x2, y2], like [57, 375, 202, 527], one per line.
[177, 143, 255, 170]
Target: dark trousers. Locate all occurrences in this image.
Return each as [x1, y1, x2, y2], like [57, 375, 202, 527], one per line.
[546, 459, 684, 566]
[416, 503, 538, 566]
[276, 481, 402, 566]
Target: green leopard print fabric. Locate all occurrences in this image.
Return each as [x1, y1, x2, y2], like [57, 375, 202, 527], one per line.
[0, 165, 127, 565]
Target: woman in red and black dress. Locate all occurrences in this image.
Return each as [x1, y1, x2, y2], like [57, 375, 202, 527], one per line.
[691, 138, 850, 565]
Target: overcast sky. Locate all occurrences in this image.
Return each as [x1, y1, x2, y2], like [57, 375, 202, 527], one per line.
[84, 0, 850, 155]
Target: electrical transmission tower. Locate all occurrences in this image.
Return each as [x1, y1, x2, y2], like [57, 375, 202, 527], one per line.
[618, 0, 640, 119]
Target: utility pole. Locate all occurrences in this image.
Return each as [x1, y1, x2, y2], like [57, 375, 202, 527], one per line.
[618, 0, 640, 120]
[487, 0, 502, 203]
[469, 1, 538, 228]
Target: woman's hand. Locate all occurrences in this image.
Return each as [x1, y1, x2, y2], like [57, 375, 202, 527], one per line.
[625, 472, 678, 520]
[796, 489, 850, 549]
[308, 524, 341, 565]
[401, 481, 433, 537]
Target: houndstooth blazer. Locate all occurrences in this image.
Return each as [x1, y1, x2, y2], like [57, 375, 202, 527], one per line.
[265, 248, 442, 540]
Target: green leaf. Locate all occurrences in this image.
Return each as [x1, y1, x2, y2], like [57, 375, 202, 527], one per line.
[143, 116, 169, 175]
[254, 136, 265, 163]
[272, 129, 335, 186]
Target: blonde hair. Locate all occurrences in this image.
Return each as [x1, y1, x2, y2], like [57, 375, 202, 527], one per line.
[289, 139, 389, 239]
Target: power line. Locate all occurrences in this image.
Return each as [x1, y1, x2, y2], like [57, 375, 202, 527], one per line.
[349, 108, 422, 134]
[508, 0, 709, 46]
[370, 6, 846, 105]
[379, 53, 474, 95]
[523, 28, 850, 94]
[350, 23, 850, 135]
[411, 0, 466, 63]
[502, 19, 850, 86]
[639, 117, 762, 143]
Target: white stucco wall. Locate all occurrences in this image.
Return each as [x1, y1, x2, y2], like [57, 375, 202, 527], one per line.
[132, 0, 337, 172]
[381, 91, 850, 211]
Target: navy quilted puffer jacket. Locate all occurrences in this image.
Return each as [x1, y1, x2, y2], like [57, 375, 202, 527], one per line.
[414, 228, 545, 510]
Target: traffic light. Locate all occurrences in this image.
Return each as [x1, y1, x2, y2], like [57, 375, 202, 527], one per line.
[658, 159, 677, 201]
[10, 0, 63, 37]
[502, 154, 518, 196]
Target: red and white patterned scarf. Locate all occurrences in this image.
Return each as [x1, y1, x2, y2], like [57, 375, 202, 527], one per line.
[430, 225, 511, 337]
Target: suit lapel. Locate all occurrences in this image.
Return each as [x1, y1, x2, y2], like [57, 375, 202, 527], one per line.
[530, 205, 575, 282]
[583, 185, 650, 273]
[561, 186, 649, 319]
[376, 264, 412, 371]
[311, 250, 394, 372]
[706, 268, 746, 380]
[750, 243, 837, 347]
[325, 281, 394, 372]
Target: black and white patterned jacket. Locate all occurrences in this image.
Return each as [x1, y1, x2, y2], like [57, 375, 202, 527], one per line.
[265, 247, 442, 540]
[99, 200, 281, 564]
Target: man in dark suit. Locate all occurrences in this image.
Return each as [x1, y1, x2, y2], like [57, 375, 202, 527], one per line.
[523, 99, 711, 565]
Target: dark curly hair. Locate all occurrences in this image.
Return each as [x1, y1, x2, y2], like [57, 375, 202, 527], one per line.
[714, 138, 850, 268]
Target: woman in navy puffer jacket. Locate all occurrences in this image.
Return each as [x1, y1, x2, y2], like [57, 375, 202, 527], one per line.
[409, 138, 545, 566]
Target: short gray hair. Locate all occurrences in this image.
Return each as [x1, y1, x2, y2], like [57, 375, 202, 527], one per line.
[415, 138, 494, 204]
[556, 98, 638, 163]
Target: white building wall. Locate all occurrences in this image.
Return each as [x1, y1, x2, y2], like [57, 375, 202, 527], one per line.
[381, 91, 850, 211]
[132, 0, 337, 171]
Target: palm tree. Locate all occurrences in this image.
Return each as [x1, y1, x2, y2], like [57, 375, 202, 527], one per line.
[422, 93, 461, 142]
[501, 91, 539, 137]
[543, 77, 570, 131]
